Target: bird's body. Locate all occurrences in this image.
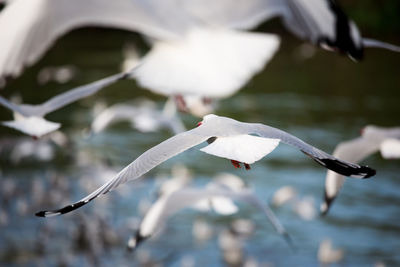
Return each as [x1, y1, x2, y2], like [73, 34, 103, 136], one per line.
[321, 126, 400, 215]
[36, 114, 375, 217]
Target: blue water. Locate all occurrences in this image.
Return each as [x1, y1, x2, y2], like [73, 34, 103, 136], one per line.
[0, 28, 399, 266]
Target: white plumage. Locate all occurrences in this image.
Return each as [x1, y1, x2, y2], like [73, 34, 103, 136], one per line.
[36, 114, 375, 217]
[200, 134, 280, 164]
[321, 125, 400, 215]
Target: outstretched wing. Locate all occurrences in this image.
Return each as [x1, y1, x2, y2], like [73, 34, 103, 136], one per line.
[36, 128, 210, 217]
[321, 136, 380, 215]
[0, 0, 186, 80]
[0, 95, 28, 116]
[1, 71, 131, 117]
[249, 123, 376, 179]
[362, 38, 400, 53]
[37, 71, 130, 116]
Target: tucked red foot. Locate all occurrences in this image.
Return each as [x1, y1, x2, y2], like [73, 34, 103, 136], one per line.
[244, 163, 251, 170]
[175, 95, 189, 113]
[230, 160, 241, 169]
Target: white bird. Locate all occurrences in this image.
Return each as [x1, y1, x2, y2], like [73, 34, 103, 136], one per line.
[321, 125, 400, 215]
[91, 98, 186, 135]
[271, 185, 297, 207]
[126, 178, 289, 251]
[318, 239, 344, 265]
[36, 114, 375, 217]
[0, 71, 130, 138]
[2, 0, 399, 86]
[179, 0, 400, 61]
[271, 186, 316, 221]
[0, 0, 280, 103]
[192, 173, 247, 215]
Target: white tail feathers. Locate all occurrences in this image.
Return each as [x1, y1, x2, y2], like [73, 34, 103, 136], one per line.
[2, 116, 61, 138]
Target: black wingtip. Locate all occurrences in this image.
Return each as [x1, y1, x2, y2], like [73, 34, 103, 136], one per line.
[127, 231, 147, 252]
[35, 200, 88, 218]
[359, 165, 376, 179]
[35, 211, 47, 217]
[318, 158, 376, 179]
[320, 191, 336, 216]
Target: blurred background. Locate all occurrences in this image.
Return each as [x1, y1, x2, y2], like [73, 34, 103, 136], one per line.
[0, 1, 399, 266]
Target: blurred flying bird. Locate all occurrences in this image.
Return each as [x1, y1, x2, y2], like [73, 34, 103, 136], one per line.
[321, 125, 400, 215]
[183, 0, 400, 61]
[272, 185, 317, 221]
[127, 175, 289, 251]
[0, 71, 130, 138]
[91, 98, 186, 135]
[36, 114, 375, 217]
[1, 0, 398, 84]
[318, 239, 344, 265]
[0, 0, 280, 104]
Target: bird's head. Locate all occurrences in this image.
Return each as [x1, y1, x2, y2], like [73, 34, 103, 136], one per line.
[196, 114, 218, 127]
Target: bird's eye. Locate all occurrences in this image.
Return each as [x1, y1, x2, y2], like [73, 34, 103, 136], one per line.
[196, 121, 202, 127]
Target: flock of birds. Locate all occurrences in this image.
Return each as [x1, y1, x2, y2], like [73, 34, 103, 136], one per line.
[0, 0, 399, 265]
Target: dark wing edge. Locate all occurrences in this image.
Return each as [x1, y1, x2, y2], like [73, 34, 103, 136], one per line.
[35, 129, 209, 217]
[250, 123, 376, 179]
[302, 150, 375, 179]
[320, 190, 337, 216]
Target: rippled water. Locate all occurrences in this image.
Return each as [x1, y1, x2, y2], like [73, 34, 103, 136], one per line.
[0, 28, 399, 266]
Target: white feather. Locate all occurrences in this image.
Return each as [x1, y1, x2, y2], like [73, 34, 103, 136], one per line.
[200, 134, 280, 164]
[133, 28, 280, 98]
[380, 138, 400, 159]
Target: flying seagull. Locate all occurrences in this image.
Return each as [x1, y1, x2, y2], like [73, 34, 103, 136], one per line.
[0, 0, 280, 103]
[0, 71, 130, 138]
[321, 125, 400, 215]
[1, 0, 398, 84]
[184, 0, 400, 61]
[36, 114, 375, 217]
[127, 176, 290, 251]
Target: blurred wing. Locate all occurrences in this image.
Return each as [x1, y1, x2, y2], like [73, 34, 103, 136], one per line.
[180, 0, 284, 30]
[320, 136, 379, 215]
[362, 38, 400, 53]
[91, 104, 139, 133]
[282, 0, 363, 60]
[249, 124, 376, 178]
[282, 0, 336, 43]
[37, 71, 129, 116]
[36, 128, 211, 217]
[0, 95, 28, 116]
[0, 0, 188, 79]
